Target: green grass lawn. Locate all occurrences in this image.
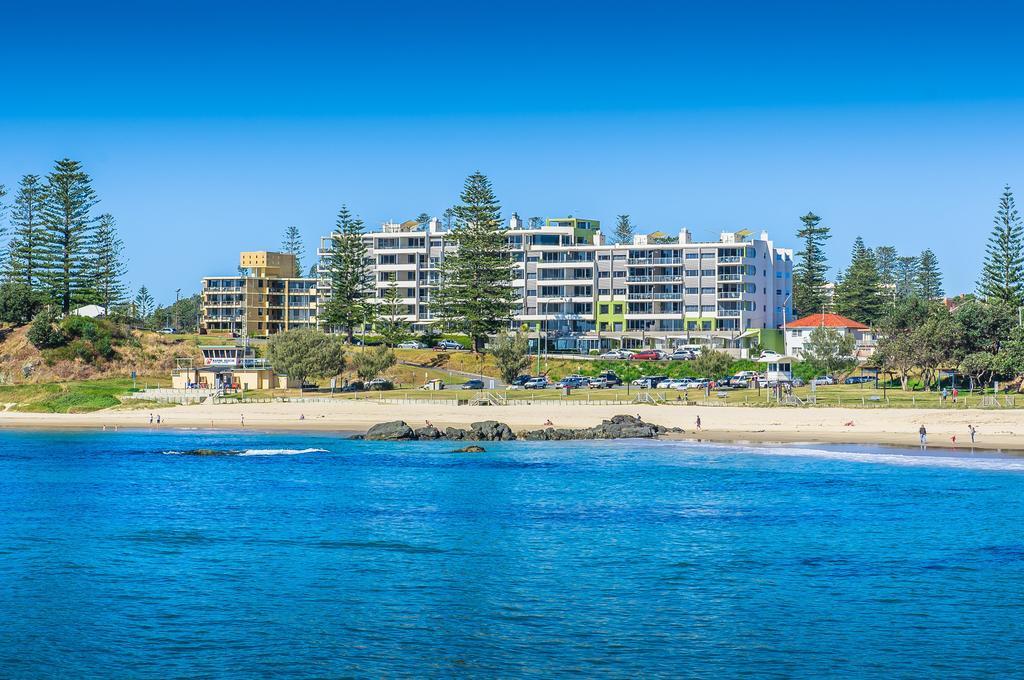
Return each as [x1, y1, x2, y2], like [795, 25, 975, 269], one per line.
[0, 377, 171, 414]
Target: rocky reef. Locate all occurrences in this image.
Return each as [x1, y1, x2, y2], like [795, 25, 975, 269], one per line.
[359, 415, 682, 442]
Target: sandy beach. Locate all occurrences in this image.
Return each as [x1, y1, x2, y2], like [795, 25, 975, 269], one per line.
[0, 400, 1021, 452]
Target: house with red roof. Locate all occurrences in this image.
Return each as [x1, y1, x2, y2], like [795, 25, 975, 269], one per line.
[784, 313, 877, 360]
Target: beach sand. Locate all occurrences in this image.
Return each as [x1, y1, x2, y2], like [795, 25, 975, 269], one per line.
[0, 400, 1021, 452]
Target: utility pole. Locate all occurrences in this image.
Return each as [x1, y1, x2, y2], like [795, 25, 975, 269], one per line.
[175, 289, 181, 331]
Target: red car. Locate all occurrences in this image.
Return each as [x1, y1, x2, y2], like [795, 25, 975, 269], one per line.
[630, 350, 662, 361]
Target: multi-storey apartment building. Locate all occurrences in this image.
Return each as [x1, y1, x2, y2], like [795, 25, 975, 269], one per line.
[316, 216, 793, 350]
[201, 251, 317, 337]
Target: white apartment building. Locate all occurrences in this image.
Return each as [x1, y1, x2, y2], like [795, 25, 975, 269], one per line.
[317, 215, 793, 351]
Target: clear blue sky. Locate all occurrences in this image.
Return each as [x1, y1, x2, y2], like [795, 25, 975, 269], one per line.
[1, 0, 1022, 304]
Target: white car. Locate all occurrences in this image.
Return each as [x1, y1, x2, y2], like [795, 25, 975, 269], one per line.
[657, 378, 687, 389]
[397, 341, 426, 349]
[523, 377, 549, 389]
[158, 327, 177, 334]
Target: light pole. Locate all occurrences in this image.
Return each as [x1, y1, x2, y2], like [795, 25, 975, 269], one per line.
[175, 289, 181, 332]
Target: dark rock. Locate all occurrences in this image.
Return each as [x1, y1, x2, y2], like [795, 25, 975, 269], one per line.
[444, 427, 470, 440]
[414, 425, 442, 439]
[182, 449, 240, 456]
[453, 445, 486, 453]
[518, 428, 551, 440]
[470, 420, 515, 441]
[365, 420, 415, 440]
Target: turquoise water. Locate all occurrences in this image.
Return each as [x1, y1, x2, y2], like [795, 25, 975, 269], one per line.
[1, 430, 1022, 678]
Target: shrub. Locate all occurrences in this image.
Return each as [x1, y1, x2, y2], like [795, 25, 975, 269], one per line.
[0, 282, 45, 325]
[28, 309, 67, 349]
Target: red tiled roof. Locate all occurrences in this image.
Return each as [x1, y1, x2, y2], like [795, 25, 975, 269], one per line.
[787, 313, 869, 330]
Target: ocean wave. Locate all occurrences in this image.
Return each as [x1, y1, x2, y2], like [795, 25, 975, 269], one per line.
[238, 448, 328, 456]
[743, 446, 1024, 472]
[161, 448, 328, 456]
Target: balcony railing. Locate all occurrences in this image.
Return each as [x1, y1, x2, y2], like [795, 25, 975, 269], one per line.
[627, 257, 682, 265]
[717, 255, 741, 263]
[718, 309, 742, 317]
[717, 274, 742, 281]
[717, 291, 742, 299]
[627, 292, 683, 300]
[626, 275, 682, 283]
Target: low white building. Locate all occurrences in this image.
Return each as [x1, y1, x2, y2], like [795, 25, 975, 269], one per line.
[71, 304, 106, 318]
[784, 313, 875, 360]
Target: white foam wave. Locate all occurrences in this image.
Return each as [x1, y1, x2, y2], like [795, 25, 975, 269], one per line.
[739, 445, 1024, 472]
[238, 448, 328, 456]
[160, 448, 328, 456]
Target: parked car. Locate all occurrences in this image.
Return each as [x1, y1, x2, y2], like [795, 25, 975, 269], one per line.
[678, 378, 710, 390]
[759, 350, 782, 360]
[435, 340, 465, 350]
[599, 349, 632, 359]
[158, 327, 177, 334]
[844, 376, 873, 384]
[631, 350, 662, 361]
[669, 350, 695, 360]
[811, 375, 836, 386]
[588, 377, 610, 389]
[597, 371, 622, 386]
[511, 375, 532, 387]
[632, 375, 668, 389]
[340, 380, 365, 392]
[397, 341, 426, 349]
[461, 379, 485, 390]
[366, 378, 394, 391]
[556, 376, 588, 389]
[730, 370, 760, 388]
[523, 377, 549, 389]
[657, 378, 688, 389]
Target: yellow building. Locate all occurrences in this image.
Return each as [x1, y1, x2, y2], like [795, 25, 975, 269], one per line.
[202, 251, 318, 337]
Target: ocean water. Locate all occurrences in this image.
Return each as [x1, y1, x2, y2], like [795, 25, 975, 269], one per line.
[0, 430, 1022, 678]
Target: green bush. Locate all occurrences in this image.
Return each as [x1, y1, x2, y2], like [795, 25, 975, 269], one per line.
[28, 309, 67, 349]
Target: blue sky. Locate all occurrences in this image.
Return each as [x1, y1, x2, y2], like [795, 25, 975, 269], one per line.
[1, 0, 1022, 304]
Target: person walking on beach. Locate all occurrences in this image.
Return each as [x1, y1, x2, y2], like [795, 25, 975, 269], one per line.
[968, 424, 977, 444]
[919, 424, 927, 447]
[148, 413, 153, 425]
[156, 414, 161, 425]
[952, 388, 959, 404]
[240, 413, 245, 428]
[696, 415, 702, 431]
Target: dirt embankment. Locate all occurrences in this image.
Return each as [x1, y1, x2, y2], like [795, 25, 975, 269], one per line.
[0, 326, 202, 384]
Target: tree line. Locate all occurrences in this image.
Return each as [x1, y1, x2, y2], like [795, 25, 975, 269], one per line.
[0, 159, 128, 323]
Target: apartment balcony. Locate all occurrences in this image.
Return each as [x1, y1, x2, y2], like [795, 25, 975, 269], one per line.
[717, 273, 742, 281]
[718, 309, 742, 317]
[627, 292, 683, 300]
[717, 255, 742, 264]
[627, 257, 681, 265]
[203, 286, 245, 293]
[626, 275, 682, 283]
[537, 259, 594, 267]
[717, 291, 742, 299]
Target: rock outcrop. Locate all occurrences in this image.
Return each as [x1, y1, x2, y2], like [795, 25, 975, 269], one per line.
[364, 420, 416, 440]
[453, 445, 486, 453]
[358, 415, 682, 442]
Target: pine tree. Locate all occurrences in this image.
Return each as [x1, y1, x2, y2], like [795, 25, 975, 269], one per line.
[873, 246, 898, 286]
[834, 237, 884, 324]
[92, 214, 128, 311]
[978, 184, 1024, 306]
[323, 204, 370, 342]
[527, 216, 544, 228]
[916, 249, 944, 300]
[415, 212, 431, 229]
[134, 286, 154, 320]
[377, 274, 411, 347]
[442, 208, 456, 230]
[432, 171, 517, 352]
[613, 214, 634, 245]
[7, 175, 46, 290]
[792, 212, 832, 317]
[895, 256, 920, 299]
[281, 225, 304, 277]
[39, 158, 99, 314]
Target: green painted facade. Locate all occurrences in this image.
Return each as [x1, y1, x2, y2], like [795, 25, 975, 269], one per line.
[596, 300, 626, 332]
